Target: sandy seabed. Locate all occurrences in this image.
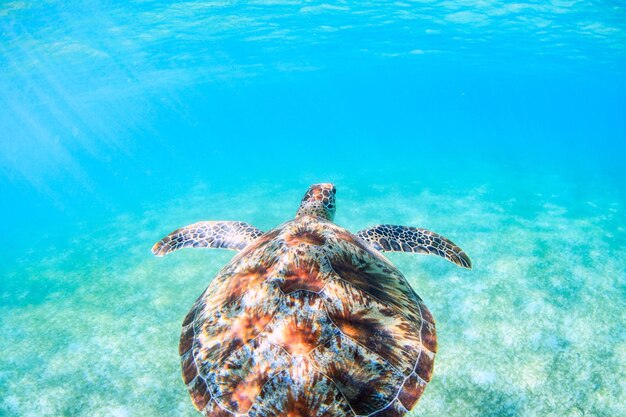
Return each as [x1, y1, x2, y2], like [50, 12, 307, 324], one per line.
[1, 176, 624, 417]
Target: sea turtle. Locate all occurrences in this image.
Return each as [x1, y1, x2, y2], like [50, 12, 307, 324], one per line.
[152, 183, 471, 417]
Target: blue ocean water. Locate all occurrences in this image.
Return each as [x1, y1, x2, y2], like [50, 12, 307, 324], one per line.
[1, 1, 625, 416]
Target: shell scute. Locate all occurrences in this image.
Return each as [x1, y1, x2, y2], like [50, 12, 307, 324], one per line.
[419, 318, 437, 355]
[269, 246, 332, 294]
[187, 376, 211, 411]
[368, 399, 409, 417]
[398, 372, 427, 410]
[214, 337, 291, 414]
[181, 349, 198, 384]
[324, 242, 424, 326]
[248, 358, 353, 417]
[415, 348, 436, 383]
[321, 278, 422, 375]
[201, 398, 232, 416]
[259, 291, 339, 356]
[195, 281, 283, 368]
[308, 333, 405, 415]
[179, 323, 194, 355]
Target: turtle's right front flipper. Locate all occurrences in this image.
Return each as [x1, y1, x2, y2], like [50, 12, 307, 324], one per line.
[152, 221, 264, 256]
[356, 224, 472, 269]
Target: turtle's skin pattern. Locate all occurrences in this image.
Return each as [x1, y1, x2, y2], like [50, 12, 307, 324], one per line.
[357, 225, 471, 269]
[154, 183, 471, 416]
[179, 216, 436, 416]
[152, 221, 264, 256]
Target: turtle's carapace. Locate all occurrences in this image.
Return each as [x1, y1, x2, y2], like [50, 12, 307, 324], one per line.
[153, 183, 471, 417]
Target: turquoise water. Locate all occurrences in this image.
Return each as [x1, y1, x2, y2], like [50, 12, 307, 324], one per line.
[1, 1, 625, 416]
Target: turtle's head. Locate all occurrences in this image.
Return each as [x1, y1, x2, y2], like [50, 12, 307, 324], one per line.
[295, 183, 336, 221]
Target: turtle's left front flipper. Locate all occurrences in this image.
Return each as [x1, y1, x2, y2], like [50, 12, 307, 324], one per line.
[152, 221, 264, 257]
[356, 224, 471, 269]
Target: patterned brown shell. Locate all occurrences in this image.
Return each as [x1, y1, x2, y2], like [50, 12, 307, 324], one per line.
[179, 216, 437, 417]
